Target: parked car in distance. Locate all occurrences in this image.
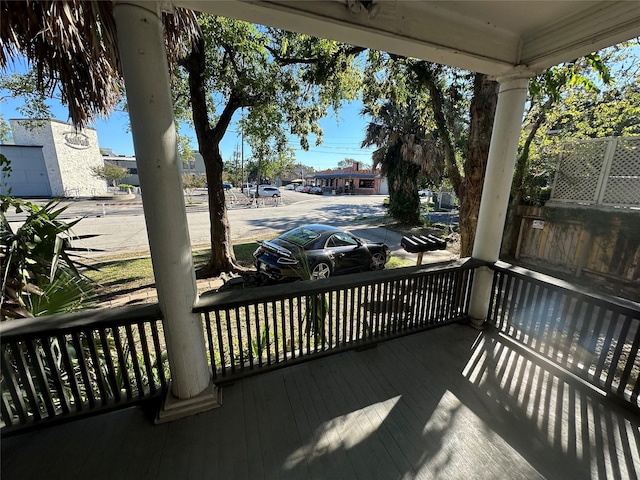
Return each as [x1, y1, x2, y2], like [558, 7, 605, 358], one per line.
[284, 183, 295, 190]
[418, 189, 431, 197]
[295, 185, 305, 192]
[249, 185, 281, 197]
[309, 186, 323, 195]
[253, 224, 390, 281]
[223, 182, 233, 190]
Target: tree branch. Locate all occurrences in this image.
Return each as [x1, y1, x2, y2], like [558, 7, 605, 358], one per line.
[266, 44, 365, 66]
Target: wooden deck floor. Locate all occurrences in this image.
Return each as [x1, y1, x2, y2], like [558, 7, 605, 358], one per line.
[3, 323, 639, 480]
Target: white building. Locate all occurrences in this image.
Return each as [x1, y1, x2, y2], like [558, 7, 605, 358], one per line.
[105, 152, 206, 187]
[0, 119, 107, 197]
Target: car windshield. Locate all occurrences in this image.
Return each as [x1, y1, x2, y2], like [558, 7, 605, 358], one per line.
[280, 227, 321, 247]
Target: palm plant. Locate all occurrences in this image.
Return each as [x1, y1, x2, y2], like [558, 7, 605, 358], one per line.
[1, 197, 95, 319]
[0, 0, 198, 128]
[361, 100, 444, 224]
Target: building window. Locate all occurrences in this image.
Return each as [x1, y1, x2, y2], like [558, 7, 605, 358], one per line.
[359, 179, 374, 189]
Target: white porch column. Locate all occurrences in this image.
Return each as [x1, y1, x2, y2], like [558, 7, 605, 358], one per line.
[468, 75, 530, 327]
[114, 1, 219, 420]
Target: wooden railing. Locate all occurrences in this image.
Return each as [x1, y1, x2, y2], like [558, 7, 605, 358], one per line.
[0, 304, 167, 434]
[194, 259, 476, 384]
[3, 257, 638, 433]
[487, 261, 640, 410]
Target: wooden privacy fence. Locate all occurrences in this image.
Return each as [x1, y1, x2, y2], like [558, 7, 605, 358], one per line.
[488, 261, 640, 410]
[194, 260, 476, 384]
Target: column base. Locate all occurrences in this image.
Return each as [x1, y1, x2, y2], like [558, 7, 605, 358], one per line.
[155, 380, 222, 424]
[468, 317, 487, 330]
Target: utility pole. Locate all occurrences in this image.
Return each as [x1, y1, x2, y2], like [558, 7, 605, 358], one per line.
[241, 108, 245, 190]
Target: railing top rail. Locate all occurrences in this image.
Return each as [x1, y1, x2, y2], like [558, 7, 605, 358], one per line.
[0, 303, 163, 341]
[491, 260, 640, 317]
[194, 258, 477, 313]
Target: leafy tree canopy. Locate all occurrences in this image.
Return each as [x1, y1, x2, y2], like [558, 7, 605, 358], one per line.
[175, 15, 365, 275]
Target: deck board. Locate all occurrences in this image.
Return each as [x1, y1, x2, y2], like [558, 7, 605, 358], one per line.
[3, 323, 639, 480]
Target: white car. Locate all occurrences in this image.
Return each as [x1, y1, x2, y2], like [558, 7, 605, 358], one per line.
[284, 184, 295, 190]
[249, 185, 281, 197]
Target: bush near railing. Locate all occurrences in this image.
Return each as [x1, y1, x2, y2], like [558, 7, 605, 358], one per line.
[194, 259, 477, 383]
[487, 260, 640, 410]
[0, 304, 167, 434]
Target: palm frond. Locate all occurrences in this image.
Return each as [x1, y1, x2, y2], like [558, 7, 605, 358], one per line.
[0, 1, 200, 128]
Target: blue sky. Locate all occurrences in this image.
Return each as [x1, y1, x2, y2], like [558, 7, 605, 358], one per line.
[1, 58, 376, 172]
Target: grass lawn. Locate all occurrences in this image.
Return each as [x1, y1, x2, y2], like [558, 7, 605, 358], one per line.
[85, 240, 415, 301]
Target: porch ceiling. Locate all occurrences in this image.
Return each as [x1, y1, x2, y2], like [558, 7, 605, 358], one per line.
[173, 1, 640, 76]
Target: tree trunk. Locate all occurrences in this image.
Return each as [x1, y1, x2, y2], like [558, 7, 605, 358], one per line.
[458, 74, 499, 257]
[413, 65, 498, 256]
[183, 38, 246, 278]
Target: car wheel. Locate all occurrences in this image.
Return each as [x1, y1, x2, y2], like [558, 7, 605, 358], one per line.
[311, 262, 332, 279]
[272, 194, 278, 198]
[370, 252, 386, 270]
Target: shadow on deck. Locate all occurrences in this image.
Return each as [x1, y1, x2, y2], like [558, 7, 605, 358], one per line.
[3, 323, 639, 480]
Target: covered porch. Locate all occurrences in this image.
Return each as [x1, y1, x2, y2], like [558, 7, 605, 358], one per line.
[3, 320, 638, 479]
[2, 2, 640, 479]
[2, 258, 639, 478]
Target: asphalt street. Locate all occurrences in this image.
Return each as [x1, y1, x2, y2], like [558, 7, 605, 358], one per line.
[6, 189, 458, 265]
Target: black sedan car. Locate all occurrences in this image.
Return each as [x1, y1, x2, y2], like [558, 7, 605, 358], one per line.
[253, 224, 390, 280]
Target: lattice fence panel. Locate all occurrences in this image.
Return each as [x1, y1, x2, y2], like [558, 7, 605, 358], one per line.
[550, 141, 608, 203]
[601, 138, 640, 207]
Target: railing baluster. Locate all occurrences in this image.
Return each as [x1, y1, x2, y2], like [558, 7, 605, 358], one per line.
[280, 299, 287, 361]
[592, 311, 620, 386]
[417, 274, 428, 327]
[604, 314, 632, 392]
[56, 334, 83, 409]
[112, 327, 132, 400]
[235, 307, 245, 371]
[1, 346, 29, 423]
[288, 298, 295, 359]
[40, 336, 71, 414]
[136, 323, 155, 395]
[215, 310, 227, 377]
[244, 306, 254, 369]
[25, 339, 56, 418]
[1, 391, 14, 427]
[125, 325, 144, 396]
[204, 312, 217, 380]
[253, 304, 262, 368]
[98, 329, 120, 402]
[150, 320, 166, 389]
[271, 301, 279, 363]
[297, 296, 303, 357]
[263, 303, 271, 364]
